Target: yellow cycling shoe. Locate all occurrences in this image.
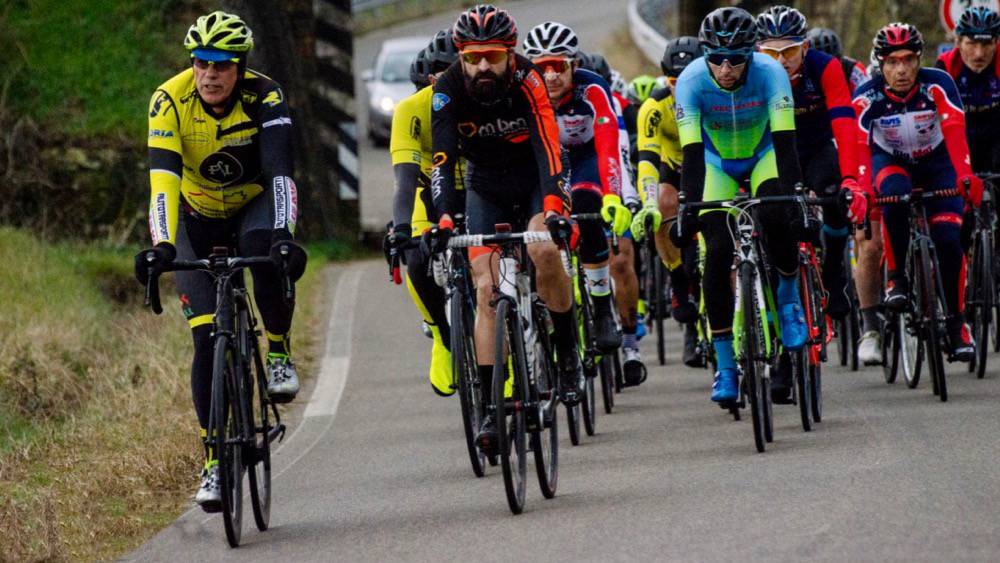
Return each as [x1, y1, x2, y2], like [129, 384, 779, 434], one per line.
[429, 334, 455, 397]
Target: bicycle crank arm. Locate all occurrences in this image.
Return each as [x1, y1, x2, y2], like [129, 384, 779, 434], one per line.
[269, 423, 286, 444]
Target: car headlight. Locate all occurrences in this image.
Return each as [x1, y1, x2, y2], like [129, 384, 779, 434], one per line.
[378, 96, 395, 113]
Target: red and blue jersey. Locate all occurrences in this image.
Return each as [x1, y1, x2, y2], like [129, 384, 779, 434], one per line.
[790, 48, 859, 180]
[552, 68, 622, 196]
[935, 48, 1000, 154]
[853, 67, 974, 195]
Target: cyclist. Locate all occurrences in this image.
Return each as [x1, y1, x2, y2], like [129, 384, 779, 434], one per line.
[632, 35, 706, 367]
[806, 27, 870, 95]
[854, 22, 980, 362]
[672, 7, 826, 403]
[427, 4, 580, 449]
[522, 22, 649, 385]
[936, 7, 1000, 173]
[386, 30, 460, 397]
[135, 11, 306, 511]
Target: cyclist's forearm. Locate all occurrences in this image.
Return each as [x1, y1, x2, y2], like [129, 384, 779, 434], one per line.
[259, 119, 297, 235]
[148, 148, 182, 245]
[637, 153, 661, 204]
[772, 130, 803, 192]
[680, 143, 706, 202]
[392, 163, 421, 228]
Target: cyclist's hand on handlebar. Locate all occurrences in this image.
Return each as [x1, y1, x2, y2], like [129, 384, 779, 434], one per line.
[545, 213, 576, 248]
[669, 207, 699, 248]
[420, 217, 453, 257]
[839, 178, 868, 225]
[629, 202, 662, 242]
[601, 194, 632, 236]
[388, 222, 412, 250]
[133, 242, 176, 286]
[959, 174, 984, 208]
[270, 234, 308, 282]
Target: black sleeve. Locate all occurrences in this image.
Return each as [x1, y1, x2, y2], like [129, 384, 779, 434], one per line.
[680, 142, 706, 202]
[392, 163, 421, 228]
[257, 82, 297, 235]
[934, 59, 946, 71]
[430, 73, 461, 217]
[772, 129, 803, 193]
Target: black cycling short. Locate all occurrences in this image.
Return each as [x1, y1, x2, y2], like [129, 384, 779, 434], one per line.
[465, 161, 545, 235]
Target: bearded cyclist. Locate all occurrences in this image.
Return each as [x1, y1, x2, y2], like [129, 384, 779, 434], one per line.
[632, 35, 706, 367]
[855, 23, 979, 362]
[428, 4, 581, 450]
[523, 22, 650, 385]
[672, 7, 816, 403]
[386, 30, 461, 397]
[936, 7, 1000, 173]
[135, 11, 306, 511]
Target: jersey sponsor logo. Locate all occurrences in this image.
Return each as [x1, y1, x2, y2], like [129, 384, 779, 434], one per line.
[262, 89, 283, 107]
[149, 92, 169, 118]
[152, 192, 170, 244]
[241, 90, 259, 105]
[272, 176, 298, 231]
[183, 132, 210, 144]
[223, 136, 254, 147]
[674, 106, 685, 120]
[526, 72, 542, 89]
[410, 116, 422, 140]
[645, 109, 662, 138]
[460, 116, 529, 139]
[432, 152, 448, 167]
[149, 129, 174, 138]
[200, 152, 244, 184]
[458, 121, 478, 137]
[432, 93, 450, 111]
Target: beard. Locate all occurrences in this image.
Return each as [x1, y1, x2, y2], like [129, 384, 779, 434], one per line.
[465, 68, 508, 104]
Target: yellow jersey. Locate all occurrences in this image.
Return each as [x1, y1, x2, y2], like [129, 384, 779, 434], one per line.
[636, 86, 683, 205]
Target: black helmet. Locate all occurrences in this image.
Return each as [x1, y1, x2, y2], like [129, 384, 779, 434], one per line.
[661, 36, 701, 77]
[699, 7, 758, 51]
[872, 22, 923, 61]
[755, 5, 807, 41]
[955, 6, 1000, 40]
[426, 29, 459, 73]
[806, 27, 842, 58]
[578, 52, 613, 83]
[452, 4, 517, 50]
[409, 48, 432, 89]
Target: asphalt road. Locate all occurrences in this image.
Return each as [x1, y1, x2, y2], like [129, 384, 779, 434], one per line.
[354, 0, 631, 232]
[131, 258, 1000, 561]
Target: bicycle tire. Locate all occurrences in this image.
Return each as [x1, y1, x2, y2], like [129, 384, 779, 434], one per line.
[452, 290, 486, 478]
[837, 317, 849, 366]
[493, 299, 527, 515]
[654, 258, 666, 365]
[246, 328, 271, 532]
[612, 348, 623, 394]
[919, 240, 947, 402]
[212, 336, 244, 547]
[882, 312, 898, 384]
[599, 353, 614, 414]
[901, 311, 924, 389]
[740, 263, 767, 453]
[974, 232, 991, 379]
[582, 367, 597, 436]
[530, 303, 559, 499]
[565, 402, 580, 446]
[793, 350, 812, 432]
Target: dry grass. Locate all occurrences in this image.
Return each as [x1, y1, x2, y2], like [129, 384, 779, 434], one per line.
[0, 228, 329, 561]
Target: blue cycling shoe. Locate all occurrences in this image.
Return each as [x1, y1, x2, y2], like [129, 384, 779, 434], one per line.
[636, 314, 647, 341]
[711, 368, 739, 403]
[779, 303, 808, 351]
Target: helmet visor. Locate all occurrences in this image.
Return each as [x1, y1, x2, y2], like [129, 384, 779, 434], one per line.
[192, 48, 240, 62]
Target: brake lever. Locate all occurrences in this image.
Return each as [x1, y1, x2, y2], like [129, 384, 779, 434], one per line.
[144, 251, 164, 315]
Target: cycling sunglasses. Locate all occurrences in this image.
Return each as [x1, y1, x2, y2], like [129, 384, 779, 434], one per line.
[705, 50, 751, 67]
[759, 42, 805, 61]
[192, 58, 238, 71]
[532, 57, 572, 75]
[461, 49, 509, 65]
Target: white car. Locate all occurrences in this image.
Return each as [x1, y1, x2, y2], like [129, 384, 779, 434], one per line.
[362, 36, 428, 146]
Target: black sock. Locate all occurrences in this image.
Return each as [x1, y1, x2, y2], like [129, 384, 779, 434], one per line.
[550, 309, 578, 363]
[478, 365, 494, 408]
[861, 307, 880, 333]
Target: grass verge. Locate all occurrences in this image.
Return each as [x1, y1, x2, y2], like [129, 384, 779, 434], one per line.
[354, 0, 479, 35]
[0, 227, 339, 560]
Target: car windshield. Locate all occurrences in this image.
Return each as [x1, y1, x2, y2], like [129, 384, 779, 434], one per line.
[378, 50, 416, 83]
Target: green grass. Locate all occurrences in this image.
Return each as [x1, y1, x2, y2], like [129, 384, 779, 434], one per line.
[3, 0, 189, 138]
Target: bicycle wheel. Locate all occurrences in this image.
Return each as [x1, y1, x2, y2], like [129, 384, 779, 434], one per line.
[900, 311, 923, 389]
[882, 313, 898, 383]
[565, 402, 580, 446]
[793, 350, 812, 432]
[654, 255, 666, 365]
[612, 349, 624, 394]
[212, 336, 244, 547]
[973, 233, 992, 379]
[740, 264, 767, 453]
[581, 365, 597, 437]
[246, 334, 271, 532]
[809, 360, 823, 422]
[493, 299, 527, 514]
[837, 318, 849, 366]
[599, 353, 614, 414]
[530, 303, 559, 499]
[919, 241, 947, 402]
[451, 291, 486, 478]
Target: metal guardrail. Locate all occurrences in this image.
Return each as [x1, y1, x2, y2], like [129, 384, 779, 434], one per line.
[628, 0, 669, 65]
[352, 0, 399, 12]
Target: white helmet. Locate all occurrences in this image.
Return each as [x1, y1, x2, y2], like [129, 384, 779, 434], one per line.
[610, 69, 627, 96]
[523, 21, 579, 58]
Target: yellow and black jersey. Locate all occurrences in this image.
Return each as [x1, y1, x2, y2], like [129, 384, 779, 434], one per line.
[147, 67, 296, 245]
[636, 85, 683, 205]
[390, 85, 464, 235]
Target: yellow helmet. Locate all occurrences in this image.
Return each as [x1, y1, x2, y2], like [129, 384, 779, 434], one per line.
[184, 11, 253, 55]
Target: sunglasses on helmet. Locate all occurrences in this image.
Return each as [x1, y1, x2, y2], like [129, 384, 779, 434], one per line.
[461, 49, 509, 65]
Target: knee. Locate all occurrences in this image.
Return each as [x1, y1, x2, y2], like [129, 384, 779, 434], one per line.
[528, 242, 562, 275]
[475, 275, 496, 317]
[191, 325, 213, 363]
[658, 185, 678, 216]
